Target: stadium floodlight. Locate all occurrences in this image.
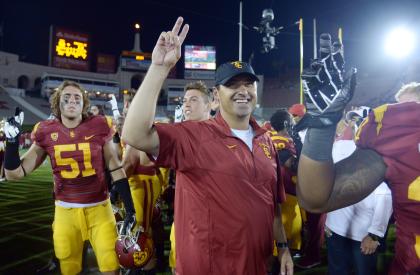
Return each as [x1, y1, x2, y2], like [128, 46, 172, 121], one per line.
[384, 27, 415, 59]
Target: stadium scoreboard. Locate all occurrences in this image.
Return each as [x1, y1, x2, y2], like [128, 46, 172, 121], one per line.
[184, 45, 216, 80]
[49, 26, 90, 71]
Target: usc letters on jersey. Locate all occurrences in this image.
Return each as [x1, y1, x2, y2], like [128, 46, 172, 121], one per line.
[266, 130, 296, 155]
[31, 116, 114, 204]
[356, 102, 420, 272]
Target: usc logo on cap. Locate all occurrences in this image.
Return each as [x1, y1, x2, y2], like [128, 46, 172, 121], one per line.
[231, 61, 243, 69]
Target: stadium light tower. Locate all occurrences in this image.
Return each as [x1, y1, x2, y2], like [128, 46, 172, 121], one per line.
[384, 27, 416, 59]
[133, 22, 142, 52]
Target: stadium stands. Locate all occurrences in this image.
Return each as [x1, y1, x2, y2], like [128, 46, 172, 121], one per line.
[0, 86, 49, 124]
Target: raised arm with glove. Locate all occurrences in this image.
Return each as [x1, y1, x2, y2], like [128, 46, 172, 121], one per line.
[295, 33, 356, 133]
[296, 34, 364, 213]
[296, 33, 357, 162]
[4, 107, 24, 171]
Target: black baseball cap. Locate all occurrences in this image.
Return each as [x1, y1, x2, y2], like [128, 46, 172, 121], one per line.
[215, 61, 259, 86]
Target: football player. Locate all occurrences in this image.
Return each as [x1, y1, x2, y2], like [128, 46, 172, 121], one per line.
[121, 141, 164, 272]
[3, 81, 136, 275]
[296, 33, 420, 274]
[266, 110, 303, 255]
[108, 91, 165, 272]
[108, 107, 157, 272]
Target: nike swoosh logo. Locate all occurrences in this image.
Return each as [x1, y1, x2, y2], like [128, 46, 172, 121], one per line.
[84, 135, 95, 140]
[227, 144, 237, 149]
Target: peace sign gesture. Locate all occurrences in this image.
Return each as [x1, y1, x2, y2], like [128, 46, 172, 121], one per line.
[152, 17, 189, 68]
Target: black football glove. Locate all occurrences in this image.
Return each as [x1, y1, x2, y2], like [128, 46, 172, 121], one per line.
[295, 33, 357, 132]
[4, 107, 24, 143]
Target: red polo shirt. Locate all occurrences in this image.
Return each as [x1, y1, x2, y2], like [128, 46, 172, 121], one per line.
[154, 113, 285, 275]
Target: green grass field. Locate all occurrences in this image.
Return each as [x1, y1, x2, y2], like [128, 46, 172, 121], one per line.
[0, 160, 396, 275]
[0, 161, 56, 274]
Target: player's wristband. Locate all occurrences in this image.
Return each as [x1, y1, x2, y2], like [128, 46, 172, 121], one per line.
[276, 241, 289, 249]
[301, 125, 336, 161]
[113, 132, 121, 144]
[114, 178, 135, 214]
[4, 140, 21, 170]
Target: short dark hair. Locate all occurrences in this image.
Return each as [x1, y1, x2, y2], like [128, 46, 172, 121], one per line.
[270, 108, 291, 131]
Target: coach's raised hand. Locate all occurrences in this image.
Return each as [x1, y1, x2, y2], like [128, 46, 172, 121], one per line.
[123, 17, 189, 154]
[152, 17, 189, 68]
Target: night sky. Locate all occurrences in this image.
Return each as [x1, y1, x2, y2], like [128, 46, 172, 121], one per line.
[1, 0, 420, 76]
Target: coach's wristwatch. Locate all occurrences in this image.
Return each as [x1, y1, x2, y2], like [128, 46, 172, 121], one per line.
[275, 241, 289, 249]
[368, 233, 381, 242]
